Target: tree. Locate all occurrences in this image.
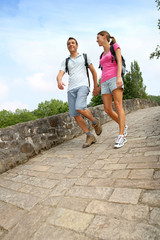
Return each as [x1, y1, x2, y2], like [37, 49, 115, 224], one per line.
[33, 99, 69, 118]
[0, 109, 37, 128]
[123, 60, 147, 99]
[147, 95, 160, 105]
[150, 0, 160, 59]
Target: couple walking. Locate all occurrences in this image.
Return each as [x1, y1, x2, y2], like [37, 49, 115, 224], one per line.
[57, 31, 128, 149]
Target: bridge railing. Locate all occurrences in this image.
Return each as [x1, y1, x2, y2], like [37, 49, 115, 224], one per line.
[0, 98, 158, 173]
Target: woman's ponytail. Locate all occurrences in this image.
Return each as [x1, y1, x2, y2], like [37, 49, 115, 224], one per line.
[110, 36, 116, 45]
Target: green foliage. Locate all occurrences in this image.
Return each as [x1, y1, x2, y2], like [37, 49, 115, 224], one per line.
[0, 99, 69, 129]
[89, 79, 103, 107]
[147, 95, 160, 105]
[123, 60, 147, 100]
[0, 109, 37, 129]
[33, 99, 69, 118]
[150, 45, 160, 59]
[150, 0, 160, 59]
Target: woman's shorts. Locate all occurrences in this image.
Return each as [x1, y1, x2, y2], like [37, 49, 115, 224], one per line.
[101, 77, 124, 95]
[67, 86, 89, 117]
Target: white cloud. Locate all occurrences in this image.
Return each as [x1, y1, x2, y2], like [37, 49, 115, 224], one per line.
[0, 101, 29, 112]
[0, 82, 9, 100]
[26, 72, 57, 92]
[0, 0, 159, 114]
[8, 36, 68, 71]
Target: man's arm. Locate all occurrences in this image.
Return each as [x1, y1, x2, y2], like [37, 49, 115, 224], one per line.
[57, 70, 66, 90]
[89, 64, 100, 96]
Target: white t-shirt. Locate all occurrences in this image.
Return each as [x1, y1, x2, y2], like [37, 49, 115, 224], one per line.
[60, 53, 92, 91]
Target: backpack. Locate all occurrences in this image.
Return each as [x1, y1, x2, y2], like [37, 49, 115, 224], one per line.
[99, 44, 126, 77]
[65, 53, 90, 87]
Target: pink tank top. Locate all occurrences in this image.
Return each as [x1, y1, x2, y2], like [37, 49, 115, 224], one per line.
[100, 43, 120, 84]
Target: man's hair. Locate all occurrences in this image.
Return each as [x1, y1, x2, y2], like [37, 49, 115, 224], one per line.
[67, 37, 78, 45]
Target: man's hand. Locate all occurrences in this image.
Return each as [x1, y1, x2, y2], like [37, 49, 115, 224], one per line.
[93, 86, 100, 96]
[57, 70, 65, 90]
[58, 81, 66, 90]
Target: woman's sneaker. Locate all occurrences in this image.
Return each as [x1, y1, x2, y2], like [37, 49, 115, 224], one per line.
[114, 135, 127, 148]
[123, 124, 128, 137]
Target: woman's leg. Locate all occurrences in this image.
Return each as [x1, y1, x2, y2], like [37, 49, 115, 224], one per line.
[112, 88, 125, 135]
[102, 93, 119, 123]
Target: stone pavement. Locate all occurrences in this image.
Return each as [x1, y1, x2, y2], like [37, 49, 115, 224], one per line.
[0, 106, 160, 240]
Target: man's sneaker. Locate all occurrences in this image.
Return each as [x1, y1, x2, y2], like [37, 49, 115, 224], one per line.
[82, 134, 96, 148]
[123, 124, 128, 137]
[114, 135, 127, 148]
[92, 119, 102, 136]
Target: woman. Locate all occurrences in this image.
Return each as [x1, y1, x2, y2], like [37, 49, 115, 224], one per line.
[97, 30, 127, 148]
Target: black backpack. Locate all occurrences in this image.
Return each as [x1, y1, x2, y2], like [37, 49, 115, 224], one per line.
[65, 53, 90, 87]
[99, 44, 126, 77]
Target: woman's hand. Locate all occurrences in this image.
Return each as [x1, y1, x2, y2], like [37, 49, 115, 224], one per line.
[93, 86, 101, 96]
[116, 76, 123, 89]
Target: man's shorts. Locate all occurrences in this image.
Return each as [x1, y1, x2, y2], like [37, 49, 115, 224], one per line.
[67, 86, 89, 117]
[101, 77, 124, 95]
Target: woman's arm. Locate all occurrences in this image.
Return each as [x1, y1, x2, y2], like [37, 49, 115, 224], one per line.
[115, 48, 123, 88]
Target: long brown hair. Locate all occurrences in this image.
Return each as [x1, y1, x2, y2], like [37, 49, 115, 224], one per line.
[97, 31, 116, 45]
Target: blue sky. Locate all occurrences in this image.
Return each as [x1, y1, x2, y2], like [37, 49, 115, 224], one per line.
[0, 0, 159, 111]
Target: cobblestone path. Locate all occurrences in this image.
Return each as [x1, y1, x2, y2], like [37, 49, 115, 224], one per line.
[0, 106, 160, 240]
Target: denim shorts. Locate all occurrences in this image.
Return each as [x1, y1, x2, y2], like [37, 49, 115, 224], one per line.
[101, 77, 124, 95]
[67, 86, 89, 117]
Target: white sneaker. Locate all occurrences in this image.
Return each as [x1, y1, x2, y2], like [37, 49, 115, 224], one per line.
[123, 124, 128, 137]
[114, 135, 127, 148]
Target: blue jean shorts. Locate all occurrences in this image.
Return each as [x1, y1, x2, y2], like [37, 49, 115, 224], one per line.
[101, 77, 124, 95]
[67, 86, 89, 117]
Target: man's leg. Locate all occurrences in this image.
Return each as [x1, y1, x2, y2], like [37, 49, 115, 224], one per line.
[74, 115, 90, 133]
[76, 86, 102, 136]
[74, 115, 96, 148]
[76, 109, 95, 122]
[67, 86, 96, 148]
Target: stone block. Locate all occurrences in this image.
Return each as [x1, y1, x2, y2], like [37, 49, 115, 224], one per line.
[141, 190, 160, 206]
[128, 169, 154, 179]
[0, 204, 25, 230]
[149, 207, 160, 225]
[109, 188, 142, 204]
[2, 205, 53, 240]
[20, 143, 35, 154]
[121, 204, 149, 221]
[67, 186, 112, 200]
[86, 215, 160, 240]
[86, 200, 123, 217]
[31, 224, 90, 240]
[58, 196, 90, 211]
[48, 208, 94, 232]
[0, 186, 40, 210]
[115, 179, 160, 190]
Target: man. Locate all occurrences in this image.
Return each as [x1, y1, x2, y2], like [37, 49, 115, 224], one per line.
[57, 37, 102, 148]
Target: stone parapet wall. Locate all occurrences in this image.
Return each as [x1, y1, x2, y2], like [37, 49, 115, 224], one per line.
[0, 98, 158, 173]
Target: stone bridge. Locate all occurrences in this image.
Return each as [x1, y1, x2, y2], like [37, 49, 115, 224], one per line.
[0, 102, 160, 239]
